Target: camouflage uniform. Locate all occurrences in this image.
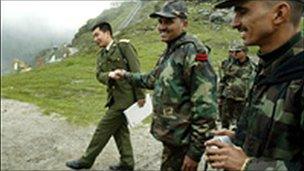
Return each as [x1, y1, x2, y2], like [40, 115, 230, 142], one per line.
[217, 56, 233, 123]
[218, 56, 233, 80]
[218, 56, 256, 129]
[131, 2, 218, 169]
[80, 40, 145, 168]
[125, 32, 217, 170]
[233, 33, 304, 171]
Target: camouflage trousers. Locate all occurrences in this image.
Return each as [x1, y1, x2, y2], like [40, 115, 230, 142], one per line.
[81, 108, 134, 167]
[220, 98, 245, 129]
[161, 143, 188, 171]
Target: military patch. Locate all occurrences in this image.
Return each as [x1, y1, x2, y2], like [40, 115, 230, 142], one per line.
[195, 53, 208, 62]
[119, 39, 130, 43]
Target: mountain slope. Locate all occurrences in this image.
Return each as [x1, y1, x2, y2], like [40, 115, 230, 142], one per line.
[2, 1, 249, 125]
[71, 1, 158, 53]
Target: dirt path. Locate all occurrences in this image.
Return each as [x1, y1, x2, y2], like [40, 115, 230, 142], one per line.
[1, 98, 207, 171]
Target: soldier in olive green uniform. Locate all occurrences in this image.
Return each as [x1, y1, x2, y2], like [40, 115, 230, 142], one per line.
[218, 44, 256, 129]
[66, 22, 145, 171]
[205, 0, 304, 171]
[111, 1, 217, 171]
[217, 45, 235, 124]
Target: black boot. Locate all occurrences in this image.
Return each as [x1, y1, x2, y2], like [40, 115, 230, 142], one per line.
[65, 159, 92, 170]
[109, 164, 134, 171]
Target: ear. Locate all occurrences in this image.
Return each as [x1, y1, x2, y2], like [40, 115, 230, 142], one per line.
[182, 19, 188, 28]
[272, 2, 291, 25]
[105, 31, 111, 38]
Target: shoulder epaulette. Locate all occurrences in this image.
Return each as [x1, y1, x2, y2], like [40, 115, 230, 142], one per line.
[119, 39, 130, 43]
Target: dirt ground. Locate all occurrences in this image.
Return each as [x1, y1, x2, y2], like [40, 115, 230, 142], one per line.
[1, 98, 207, 171]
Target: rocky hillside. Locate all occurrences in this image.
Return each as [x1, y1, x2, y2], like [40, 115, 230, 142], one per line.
[70, 0, 244, 69]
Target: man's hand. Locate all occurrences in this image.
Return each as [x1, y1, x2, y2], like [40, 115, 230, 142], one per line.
[204, 140, 248, 171]
[137, 98, 145, 107]
[181, 155, 198, 171]
[108, 69, 127, 80]
[115, 69, 127, 78]
[108, 71, 120, 80]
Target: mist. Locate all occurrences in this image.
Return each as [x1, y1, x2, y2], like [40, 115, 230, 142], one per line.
[2, 16, 74, 75]
[1, 1, 114, 75]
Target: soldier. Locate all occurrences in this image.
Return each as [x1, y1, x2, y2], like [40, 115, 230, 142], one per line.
[111, 1, 217, 171]
[217, 45, 234, 82]
[65, 21, 145, 171]
[218, 43, 256, 129]
[217, 44, 235, 125]
[205, 0, 304, 170]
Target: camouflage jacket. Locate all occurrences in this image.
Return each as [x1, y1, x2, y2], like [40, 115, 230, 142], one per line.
[234, 33, 304, 171]
[96, 40, 145, 110]
[218, 56, 233, 80]
[218, 57, 232, 96]
[218, 57, 256, 101]
[126, 33, 217, 162]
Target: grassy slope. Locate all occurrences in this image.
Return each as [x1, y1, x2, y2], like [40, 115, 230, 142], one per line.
[4, 2, 301, 125]
[1, 52, 105, 125]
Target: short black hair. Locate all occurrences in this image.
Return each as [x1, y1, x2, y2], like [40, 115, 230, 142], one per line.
[266, 0, 303, 27]
[91, 21, 113, 37]
[288, 0, 304, 26]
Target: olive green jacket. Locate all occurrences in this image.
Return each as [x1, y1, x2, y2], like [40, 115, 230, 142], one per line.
[96, 40, 145, 110]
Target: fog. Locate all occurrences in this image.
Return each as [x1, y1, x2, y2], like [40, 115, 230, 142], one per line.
[1, 1, 117, 75]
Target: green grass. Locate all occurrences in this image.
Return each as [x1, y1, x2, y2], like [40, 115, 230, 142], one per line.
[1, 1, 253, 126]
[2, 53, 107, 125]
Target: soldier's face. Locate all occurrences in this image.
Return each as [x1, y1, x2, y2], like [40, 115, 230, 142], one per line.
[233, 50, 246, 61]
[232, 1, 274, 48]
[228, 50, 234, 58]
[157, 17, 187, 43]
[92, 28, 111, 48]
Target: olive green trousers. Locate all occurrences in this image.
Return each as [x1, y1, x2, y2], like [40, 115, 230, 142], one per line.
[81, 108, 134, 167]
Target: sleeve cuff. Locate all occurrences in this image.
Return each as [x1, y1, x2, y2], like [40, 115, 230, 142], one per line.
[244, 158, 281, 171]
[125, 72, 133, 81]
[96, 72, 110, 85]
